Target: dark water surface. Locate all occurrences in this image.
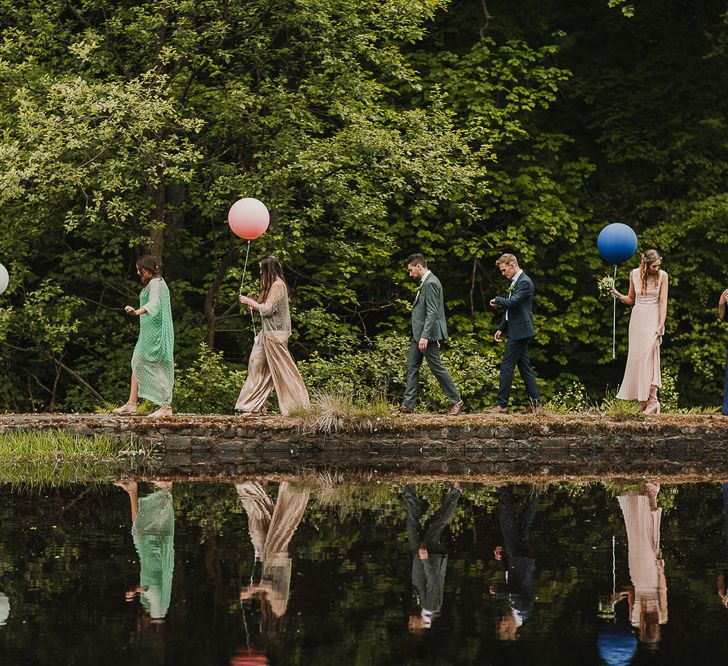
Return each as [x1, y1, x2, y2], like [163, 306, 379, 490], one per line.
[2, 479, 728, 665]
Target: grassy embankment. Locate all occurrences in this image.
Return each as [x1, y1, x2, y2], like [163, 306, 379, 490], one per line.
[0, 429, 153, 486]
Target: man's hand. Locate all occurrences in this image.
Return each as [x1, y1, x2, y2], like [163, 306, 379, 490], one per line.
[418, 546, 429, 560]
[489, 298, 498, 309]
[418, 337, 428, 352]
[494, 330, 503, 343]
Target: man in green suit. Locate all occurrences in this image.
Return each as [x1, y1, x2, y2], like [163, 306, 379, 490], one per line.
[397, 253, 464, 415]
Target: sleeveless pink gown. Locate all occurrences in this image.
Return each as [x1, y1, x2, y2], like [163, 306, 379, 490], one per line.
[616, 269, 664, 402]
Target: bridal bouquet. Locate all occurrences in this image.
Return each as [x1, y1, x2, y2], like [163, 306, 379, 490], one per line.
[597, 275, 615, 297]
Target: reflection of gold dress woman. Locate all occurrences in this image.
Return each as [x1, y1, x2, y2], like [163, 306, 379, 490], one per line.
[618, 491, 668, 643]
[236, 482, 310, 617]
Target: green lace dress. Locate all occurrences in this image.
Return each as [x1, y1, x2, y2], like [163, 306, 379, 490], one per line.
[132, 488, 175, 621]
[132, 277, 174, 407]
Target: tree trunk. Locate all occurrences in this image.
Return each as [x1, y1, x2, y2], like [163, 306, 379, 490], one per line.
[204, 244, 240, 349]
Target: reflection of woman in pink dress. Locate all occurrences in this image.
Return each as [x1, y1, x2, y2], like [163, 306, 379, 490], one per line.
[611, 250, 668, 414]
[613, 484, 668, 649]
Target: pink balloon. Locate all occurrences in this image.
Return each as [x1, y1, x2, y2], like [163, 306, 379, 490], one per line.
[228, 198, 270, 240]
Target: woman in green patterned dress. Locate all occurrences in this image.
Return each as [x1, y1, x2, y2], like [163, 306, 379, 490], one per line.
[113, 256, 175, 417]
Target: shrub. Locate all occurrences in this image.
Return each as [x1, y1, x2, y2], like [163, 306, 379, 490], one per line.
[420, 336, 500, 411]
[174, 343, 246, 414]
[658, 367, 679, 412]
[542, 380, 593, 413]
[298, 335, 409, 405]
[299, 334, 501, 411]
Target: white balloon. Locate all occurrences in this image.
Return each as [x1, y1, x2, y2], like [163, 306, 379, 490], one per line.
[0, 264, 8, 296]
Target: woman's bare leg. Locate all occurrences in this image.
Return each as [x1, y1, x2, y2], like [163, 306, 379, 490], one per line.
[113, 374, 139, 414]
[129, 374, 139, 405]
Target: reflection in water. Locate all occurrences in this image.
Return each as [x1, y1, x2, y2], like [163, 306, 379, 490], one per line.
[236, 481, 310, 637]
[718, 484, 728, 608]
[613, 483, 667, 651]
[117, 480, 175, 624]
[403, 483, 461, 632]
[7, 479, 728, 664]
[491, 484, 540, 641]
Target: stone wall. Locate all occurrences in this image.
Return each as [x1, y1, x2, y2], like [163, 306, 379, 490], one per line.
[2, 412, 728, 478]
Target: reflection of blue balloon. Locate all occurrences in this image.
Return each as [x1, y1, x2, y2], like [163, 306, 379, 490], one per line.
[597, 223, 638, 265]
[597, 622, 638, 666]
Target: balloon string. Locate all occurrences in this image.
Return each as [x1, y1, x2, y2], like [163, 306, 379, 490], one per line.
[238, 240, 257, 339]
[612, 264, 617, 359]
[238, 240, 251, 297]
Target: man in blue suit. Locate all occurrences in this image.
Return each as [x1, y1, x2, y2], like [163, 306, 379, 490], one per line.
[486, 253, 540, 414]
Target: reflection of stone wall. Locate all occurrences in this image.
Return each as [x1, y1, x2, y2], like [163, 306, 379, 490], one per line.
[2, 413, 728, 477]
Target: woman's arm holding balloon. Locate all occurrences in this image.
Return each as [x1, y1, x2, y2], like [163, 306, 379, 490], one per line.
[239, 295, 260, 311]
[610, 272, 635, 305]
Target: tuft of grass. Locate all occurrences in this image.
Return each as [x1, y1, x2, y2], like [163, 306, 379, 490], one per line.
[670, 405, 722, 414]
[293, 391, 393, 434]
[94, 401, 155, 414]
[0, 429, 156, 486]
[597, 396, 644, 418]
[301, 470, 400, 519]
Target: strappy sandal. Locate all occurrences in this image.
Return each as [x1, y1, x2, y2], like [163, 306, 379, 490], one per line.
[147, 406, 173, 418]
[112, 402, 138, 415]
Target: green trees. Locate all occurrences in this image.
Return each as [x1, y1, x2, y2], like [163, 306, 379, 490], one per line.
[0, 0, 726, 412]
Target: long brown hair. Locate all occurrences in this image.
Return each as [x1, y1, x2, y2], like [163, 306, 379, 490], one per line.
[639, 249, 662, 295]
[259, 255, 285, 302]
[136, 255, 162, 286]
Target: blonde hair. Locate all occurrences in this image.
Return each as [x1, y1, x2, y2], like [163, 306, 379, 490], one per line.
[639, 249, 662, 295]
[495, 253, 518, 267]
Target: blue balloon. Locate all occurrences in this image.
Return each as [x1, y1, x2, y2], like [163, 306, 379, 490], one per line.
[597, 223, 638, 265]
[597, 622, 638, 666]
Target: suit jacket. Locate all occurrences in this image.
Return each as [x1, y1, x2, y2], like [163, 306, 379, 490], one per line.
[411, 272, 448, 341]
[494, 272, 536, 340]
[412, 554, 448, 615]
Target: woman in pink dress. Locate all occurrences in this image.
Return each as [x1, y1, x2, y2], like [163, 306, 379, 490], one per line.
[611, 250, 668, 414]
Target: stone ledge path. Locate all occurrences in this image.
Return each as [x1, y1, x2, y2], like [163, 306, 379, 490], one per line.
[2, 412, 728, 478]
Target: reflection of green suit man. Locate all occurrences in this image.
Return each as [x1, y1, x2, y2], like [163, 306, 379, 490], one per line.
[402, 260, 461, 409]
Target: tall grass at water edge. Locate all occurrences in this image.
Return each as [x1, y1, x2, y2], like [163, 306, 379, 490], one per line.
[0, 429, 154, 486]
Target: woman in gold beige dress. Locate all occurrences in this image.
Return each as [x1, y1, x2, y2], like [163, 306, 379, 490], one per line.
[611, 249, 669, 414]
[236, 255, 310, 416]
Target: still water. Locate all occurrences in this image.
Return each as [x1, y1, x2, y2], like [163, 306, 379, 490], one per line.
[1, 479, 728, 665]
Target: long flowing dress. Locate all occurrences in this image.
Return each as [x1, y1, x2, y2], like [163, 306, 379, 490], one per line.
[235, 278, 310, 415]
[616, 269, 665, 402]
[132, 277, 174, 407]
[132, 488, 175, 621]
[618, 494, 668, 630]
[235, 481, 310, 617]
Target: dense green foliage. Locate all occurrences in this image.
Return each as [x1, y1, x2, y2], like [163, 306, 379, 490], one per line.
[0, 0, 727, 412]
